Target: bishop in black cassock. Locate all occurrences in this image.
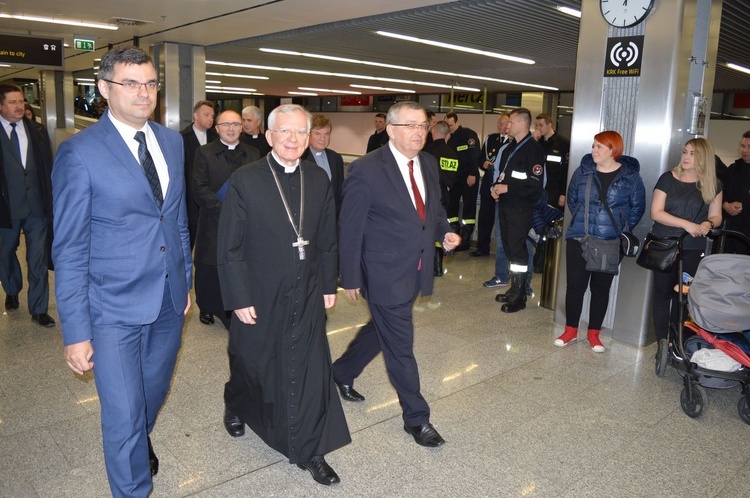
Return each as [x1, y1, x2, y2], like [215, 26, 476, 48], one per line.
[217, 104, 350, 486]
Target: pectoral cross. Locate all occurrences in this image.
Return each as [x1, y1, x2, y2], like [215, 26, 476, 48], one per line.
[293, 236, 309, 260]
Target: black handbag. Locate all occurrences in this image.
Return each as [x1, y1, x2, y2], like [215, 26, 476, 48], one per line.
[636, 233, 680, 272]
[592, 177, 640, 257]
[581, 176, 621, 274]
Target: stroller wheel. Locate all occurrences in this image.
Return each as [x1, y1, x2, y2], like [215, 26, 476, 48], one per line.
[680, 382, 708, 418]
[737, 397, 750, 425]
[655, 339, 669, 378]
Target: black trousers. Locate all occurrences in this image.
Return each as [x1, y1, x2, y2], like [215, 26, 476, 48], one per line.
[447, 177, 479, 224]
[651, 248, 702, 341]
[499, 206, 533, 270]
[565, 238, 621, 330]
[475, 175, 496, 253]
[332, 297, 430, 426]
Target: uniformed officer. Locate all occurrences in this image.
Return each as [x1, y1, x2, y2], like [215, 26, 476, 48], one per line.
[491, 108, 545, 313]
[445, 112, 480, 251]
[533, 113, 570, 273]
[472, 113, 510, 258]
[423, 120, 459, 276]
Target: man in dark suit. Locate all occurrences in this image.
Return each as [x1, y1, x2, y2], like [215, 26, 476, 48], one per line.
[302, 114, 344, 217]
[239, 105, 271, 156]
[180, 99, 217, 249]
[193, 109, 259, 329]
[0, 84, 55, 327]
[365, 113, 388, 153]
[52, 47, 192, 498]
[333, 102, 460, 447]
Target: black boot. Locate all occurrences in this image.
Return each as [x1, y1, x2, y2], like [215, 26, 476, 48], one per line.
[455, 224, 473, 252]
[434, 247, 444, 277]
[501, 275, 527, 313]
[495, 274, 520, 303]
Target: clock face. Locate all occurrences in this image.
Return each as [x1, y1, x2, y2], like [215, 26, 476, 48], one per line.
[600, 0, 654, 28]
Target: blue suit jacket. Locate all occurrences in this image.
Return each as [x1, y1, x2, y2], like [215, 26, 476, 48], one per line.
[52, 111, 191, 346]
[338, 145, 451, 305]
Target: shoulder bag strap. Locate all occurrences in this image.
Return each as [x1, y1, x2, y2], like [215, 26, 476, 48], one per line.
[584, 174, 592, 235]
[592, 176, 622, 234]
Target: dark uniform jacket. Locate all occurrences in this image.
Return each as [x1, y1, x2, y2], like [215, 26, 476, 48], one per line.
[497, 133, 545, 209]
[423, 138, 458, 206]
[723, 158, 750, 232]
[446, 125, 480, 182]
[366, 129, 389, 153]
[539, 132, 570, 207]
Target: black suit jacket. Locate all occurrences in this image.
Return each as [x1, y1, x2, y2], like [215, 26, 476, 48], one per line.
[339, 145, 452, 305]
[180, 124, 218, 228]
[192, 140, 259, 265]
[0, 117, 53, 228]
[301, 147, 344, 218]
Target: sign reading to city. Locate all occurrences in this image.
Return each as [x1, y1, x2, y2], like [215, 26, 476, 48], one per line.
[604, 36, 644, 77]
[0, 34, 64, 68]
[74, 39, 95, 52]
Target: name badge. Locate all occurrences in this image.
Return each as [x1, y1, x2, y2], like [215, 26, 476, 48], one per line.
[510, 170, 528, 180]
[456, 145, 468, 151]
[546, 154, 562, 163]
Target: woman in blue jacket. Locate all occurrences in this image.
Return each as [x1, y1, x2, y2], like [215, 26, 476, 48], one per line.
[554, 131, 646, 352]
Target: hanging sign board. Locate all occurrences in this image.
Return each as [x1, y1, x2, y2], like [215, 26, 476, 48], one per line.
[0, 33, 64, 68]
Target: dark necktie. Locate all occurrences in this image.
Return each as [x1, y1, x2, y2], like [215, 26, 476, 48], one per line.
[134, 131, 164, 209]
[407, 159, 425, 222]
[9, 122, 22, 167]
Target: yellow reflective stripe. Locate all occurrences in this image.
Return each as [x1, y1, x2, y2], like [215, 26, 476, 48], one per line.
[440, 157, 459, 172]
[435, 241, 442, 248]
[448, 217, 460, 223]
[456, 145, 468, 151]
[462, 219, 476, 224]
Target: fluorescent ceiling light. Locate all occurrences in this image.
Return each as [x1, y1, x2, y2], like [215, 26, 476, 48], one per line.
[206, 85, 259, 93]
[207, 60, 481, 92]
[289, 91, 317, 96]
[75, 78, 96, 82]
[258, 48, 556, 91]
[299, 86, 361, 95]
[350, 84, 415, 94]
[556, 6, 582, 18]
[727, 62, 750, 75]
[205, 80, 221, 84]
[376, 31, 534, 65]
[206, 71, 268, 80]
[0, 13, 118, 30]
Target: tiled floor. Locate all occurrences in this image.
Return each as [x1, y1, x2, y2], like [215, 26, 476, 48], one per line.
[1, 250, 749, 497]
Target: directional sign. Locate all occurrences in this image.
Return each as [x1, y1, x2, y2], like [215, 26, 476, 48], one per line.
[74, 39, 95, 52]
[0, 33, 64, 68]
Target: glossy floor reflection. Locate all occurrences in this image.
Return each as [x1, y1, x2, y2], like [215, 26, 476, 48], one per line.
[1, 250, 749, 497]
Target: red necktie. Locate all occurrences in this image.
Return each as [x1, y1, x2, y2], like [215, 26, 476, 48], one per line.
[407, 160, 425, 222]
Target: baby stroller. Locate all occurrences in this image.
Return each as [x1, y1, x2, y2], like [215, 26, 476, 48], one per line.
[654, 228, 750, 422]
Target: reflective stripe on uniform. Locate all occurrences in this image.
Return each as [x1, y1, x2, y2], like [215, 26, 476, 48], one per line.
[509, 263, 528, 272]
[546, 154, 562, 163]
[510, 170, 528, 180]
[448, 216, 460, 223]
[440, 157, 459, 172]
[456, 145, 468, 151]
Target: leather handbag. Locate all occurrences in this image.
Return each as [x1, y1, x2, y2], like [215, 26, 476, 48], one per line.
[636, 233, 680, 272]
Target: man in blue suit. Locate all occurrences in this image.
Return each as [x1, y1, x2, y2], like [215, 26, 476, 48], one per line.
[52, 47, 191, 498]
[333, 102, 460, 447]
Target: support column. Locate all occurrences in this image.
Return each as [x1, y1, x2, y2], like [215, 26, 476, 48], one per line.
[553, 0, 722, 346]
[151, 42, 207, 131]
[39, 70, 75, 152]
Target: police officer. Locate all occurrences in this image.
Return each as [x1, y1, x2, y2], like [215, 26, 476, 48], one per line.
[424, 120, 459, 276]
[491, 108, 545, 313]
[445, 112, 480, 251]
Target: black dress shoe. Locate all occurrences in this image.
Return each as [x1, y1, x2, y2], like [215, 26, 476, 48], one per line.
[147, 436, 159, 476]
[334, 381, 365, 402]
[199, 312, 214, 325]
[223, 409, 245, 437]
[31, 313, 55, 327]
[469, 250, 489, 257]
[404, 423, 445, 447]
[5, 294, 18, 310]
[297, 456, 340, 485]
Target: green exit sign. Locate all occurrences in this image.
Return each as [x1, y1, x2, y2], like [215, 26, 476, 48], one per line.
[74, 39, 95, 51]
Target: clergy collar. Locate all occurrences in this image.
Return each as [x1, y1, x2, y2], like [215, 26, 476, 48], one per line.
[270, 151, 299, 173]
[220, 139, 240, 150]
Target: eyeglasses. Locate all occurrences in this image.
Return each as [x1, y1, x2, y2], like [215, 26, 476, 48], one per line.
[101, 79, 161, 92]
[216, 122, 242, 129]
[271, 128, 309, 139]
[390, 123, 430, 132]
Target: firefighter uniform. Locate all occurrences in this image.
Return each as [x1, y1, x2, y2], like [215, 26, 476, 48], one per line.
[475, 133, 509, 255]
[540, 132, 570, 212]
[423, 138, 459, 276]
[494, 133, 545, 312]
[446, 125, 480, 250]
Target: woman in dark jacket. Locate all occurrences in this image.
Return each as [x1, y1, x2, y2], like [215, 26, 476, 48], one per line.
[650, 138, 722, 357]
[554, 131, 646, 352]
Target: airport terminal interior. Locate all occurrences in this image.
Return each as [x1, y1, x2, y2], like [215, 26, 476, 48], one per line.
[1, 250, 750, 497]
[1, 0, 750, 496]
